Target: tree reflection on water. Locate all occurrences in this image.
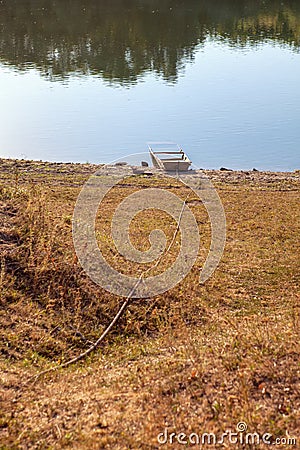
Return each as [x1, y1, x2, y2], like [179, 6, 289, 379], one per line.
[0, 0, 299, 84]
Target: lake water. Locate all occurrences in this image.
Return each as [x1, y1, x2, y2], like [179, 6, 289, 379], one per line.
[1, 0, 300, 171]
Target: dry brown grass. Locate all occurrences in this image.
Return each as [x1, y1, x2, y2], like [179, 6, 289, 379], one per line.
[0, 159, 299, 449]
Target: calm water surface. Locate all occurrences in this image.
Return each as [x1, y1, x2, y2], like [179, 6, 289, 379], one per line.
[1, 0, 300, 170]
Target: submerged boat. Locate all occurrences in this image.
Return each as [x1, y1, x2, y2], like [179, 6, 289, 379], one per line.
[148, 142, 192, 172]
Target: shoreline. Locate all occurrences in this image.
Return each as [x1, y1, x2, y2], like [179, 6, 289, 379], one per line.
[1, 156, 299, 175]
[1, 157, 299, 191]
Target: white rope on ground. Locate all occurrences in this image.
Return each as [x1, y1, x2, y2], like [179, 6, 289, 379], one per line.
[27, 193, 189, 384]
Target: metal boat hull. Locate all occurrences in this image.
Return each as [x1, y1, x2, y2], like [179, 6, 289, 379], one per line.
[148, 142, 192, 172]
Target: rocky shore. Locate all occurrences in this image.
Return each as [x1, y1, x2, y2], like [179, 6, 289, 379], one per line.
[1, 158, 299, 189]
